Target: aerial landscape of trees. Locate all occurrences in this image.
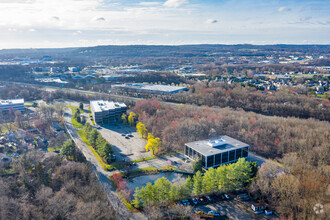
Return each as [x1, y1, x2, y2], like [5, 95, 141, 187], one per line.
[0, 152, 118, 219]
[131, 99, 329, 219]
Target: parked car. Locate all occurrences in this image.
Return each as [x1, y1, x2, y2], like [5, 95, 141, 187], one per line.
[208, 210, 220, 216]
[125, 136, 130, 139]
[121, 133, 126, 136]
[96, 126, 101, 129]
[224, 194, 230, 199]
[127, 134, 133, 137]
[192, 198, 198, 205]
[265, 210, 272, 216]
[206, 196, 212, 202]
[198, 197, 206, 204]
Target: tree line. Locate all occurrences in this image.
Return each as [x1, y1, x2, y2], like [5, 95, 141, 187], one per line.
[83, 123, 114, 163]
[132, 158, 257, 208]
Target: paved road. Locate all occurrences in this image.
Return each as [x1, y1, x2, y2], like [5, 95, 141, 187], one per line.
[63, 107, 147, 220]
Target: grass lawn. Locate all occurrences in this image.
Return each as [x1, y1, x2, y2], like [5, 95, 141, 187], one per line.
[47, 147, 61, 152]
[131, 151, 184, 163]
[66, 105, 84, 129]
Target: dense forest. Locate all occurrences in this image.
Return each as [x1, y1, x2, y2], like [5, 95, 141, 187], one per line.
[131, 99, 329, 219]
[0, 152, 118, 220]
[171, 82, 330, 121]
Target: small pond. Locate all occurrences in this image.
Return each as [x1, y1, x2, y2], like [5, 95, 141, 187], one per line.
[126, 172, 188, 191]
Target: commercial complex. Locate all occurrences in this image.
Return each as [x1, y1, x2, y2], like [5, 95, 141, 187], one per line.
[0, 99, 25, 114]
[112, 83, 187, 94]
[90, 100, 127, 124]
[184, 135, 249, 169]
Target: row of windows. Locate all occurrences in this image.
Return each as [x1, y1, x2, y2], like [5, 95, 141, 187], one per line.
[185, 145, 249, 168]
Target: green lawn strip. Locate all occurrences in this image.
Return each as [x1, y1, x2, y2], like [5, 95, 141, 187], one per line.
[131, 151, 184, 163]
[118, 191, 134, 211]
[131, 155, 157, 163]
[66, 105, 84, 129]
[47, 147, 61, 152]
[77, 129, 114, 171]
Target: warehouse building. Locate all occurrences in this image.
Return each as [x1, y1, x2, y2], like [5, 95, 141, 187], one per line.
[184, 135, 249, 169]
[90, 100, 127, 125]
[112, 83, 187, 94]
[0, 99, 25, 114]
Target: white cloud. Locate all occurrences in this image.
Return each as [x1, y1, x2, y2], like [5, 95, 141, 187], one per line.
[164, 0, 189, 8]
[139, 2, 161, 7]
[278, 7, 291, 13]
[206, 19, 218, 24]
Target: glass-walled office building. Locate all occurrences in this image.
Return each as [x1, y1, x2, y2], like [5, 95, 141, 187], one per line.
[184, 135, 249, 169]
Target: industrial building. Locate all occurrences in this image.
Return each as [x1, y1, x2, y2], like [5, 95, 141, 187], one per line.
[184, 135, 249, 169]
[0, 99, 25, 114]
[90, 100, 127, 125]
[112, 83, 187, 94]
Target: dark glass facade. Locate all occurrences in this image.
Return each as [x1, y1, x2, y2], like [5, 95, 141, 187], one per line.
[229, 150, 235, 161]
[184, 145, 249, 168]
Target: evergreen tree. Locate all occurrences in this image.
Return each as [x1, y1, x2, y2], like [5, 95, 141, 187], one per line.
[132, 187, 141, 209]
[169, 184, 179, 201]
[154, 177, 171, 203]
[228, 158, 252, 188]
[216, 165, 230, 191]
[203, 167, 218, 193]
[79, 102, 84, 110]
[192, 157, 203, 173]
[98, 142, 113, 163]
[61, 140, 76, 159]
[88, 129, 99, 148]
[193, 171, 203, 195]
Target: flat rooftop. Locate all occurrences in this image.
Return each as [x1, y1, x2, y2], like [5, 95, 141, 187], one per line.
[0, 99, 24, 105]
[185, 135, 249, 156]
[90, 100, 126, 113]
[113, 83, 187, 93]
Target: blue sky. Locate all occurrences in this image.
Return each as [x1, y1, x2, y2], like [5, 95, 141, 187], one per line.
[0, 0, 329, 48]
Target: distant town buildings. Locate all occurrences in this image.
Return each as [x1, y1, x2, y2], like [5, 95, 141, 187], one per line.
[90, 100, 127, 124]
[113, 83, 187, 94]
[0, 99, 25, 114]
[184, 136, 249, 169]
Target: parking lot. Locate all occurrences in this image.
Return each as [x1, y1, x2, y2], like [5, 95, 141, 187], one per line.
[176, 193, 275, 220]
[98, 124, 152, 161]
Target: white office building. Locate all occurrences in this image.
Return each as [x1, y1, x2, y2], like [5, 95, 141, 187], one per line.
[90, 100, 127, 124]
[0, 99, 25, 114]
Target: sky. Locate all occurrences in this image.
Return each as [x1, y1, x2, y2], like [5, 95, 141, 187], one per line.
[0, 0, 329, 49]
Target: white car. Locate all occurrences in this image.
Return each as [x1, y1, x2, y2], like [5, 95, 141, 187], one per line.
[224, 194, 230, 199]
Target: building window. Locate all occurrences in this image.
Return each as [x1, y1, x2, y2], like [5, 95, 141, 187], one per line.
[185, 145, 188, 156]
[188, 147, 192, 157]
[242, 147, 249, 157]
[215, 153, 221, 165]
[202, 155, 205, 167]
[229, 150, 235, 161]
[207, 156, 214, 168]
[221, 152, 228, 164]
[235, 148, 242, 160]
[192, 149, 196, 159]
